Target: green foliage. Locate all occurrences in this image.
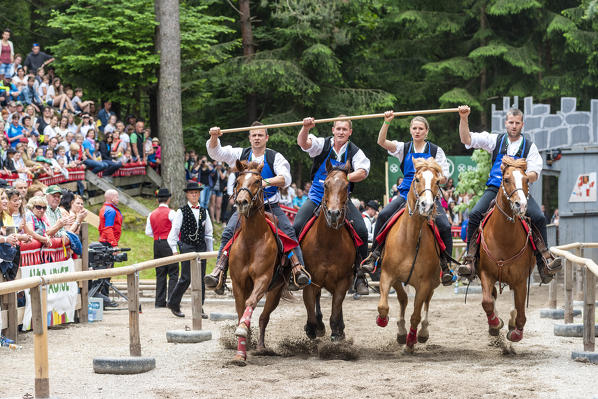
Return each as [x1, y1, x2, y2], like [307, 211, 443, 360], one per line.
[454, 149, 491, 212]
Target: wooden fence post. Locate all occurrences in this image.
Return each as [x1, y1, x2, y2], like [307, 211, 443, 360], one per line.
[584, 267, 596, 352]
[564, 259, 573, 324]
[548, 276, 558, 309]
[79, 222, 89, 324]
[127, 273, 141, 356]
[190, 255, 202, 331]
[0, 273, 18, 342]
[31, 285, 49, 398]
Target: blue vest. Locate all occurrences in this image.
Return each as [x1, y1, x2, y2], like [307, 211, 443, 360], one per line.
[486, 134, 532, 188]
[308, 146, 349, 205]
[398, 142, 434, 199]
[240, 148, 278, 200]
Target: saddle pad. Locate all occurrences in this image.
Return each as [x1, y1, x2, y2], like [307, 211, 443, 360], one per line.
[428, 220, 446, 253]
[221, 218, 299, 257]
[299, 215, 364, 247]
[375, 208, 445, 252]
[477, 207, 536, 251]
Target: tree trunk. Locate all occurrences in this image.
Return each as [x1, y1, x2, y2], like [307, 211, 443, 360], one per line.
[239, 0, 257, 122]
[156, 0, 186, 208]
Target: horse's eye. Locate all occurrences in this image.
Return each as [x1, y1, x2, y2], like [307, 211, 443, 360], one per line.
[415, 178, 420, 183]
[504, 178, 510, 183]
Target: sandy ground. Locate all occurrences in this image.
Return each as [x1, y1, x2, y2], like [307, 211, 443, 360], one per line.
[1, 284, 597, 399]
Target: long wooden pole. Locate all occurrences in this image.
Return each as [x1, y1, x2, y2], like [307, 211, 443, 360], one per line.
[32, 285, 49, 398]
[220, 108, 460, 134]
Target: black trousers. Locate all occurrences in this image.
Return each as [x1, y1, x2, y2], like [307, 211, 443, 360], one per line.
[371, 196, 453, 256]
[293, 198, 369, 260]
[153, 239, 179, 307]
[466, 186, 546, 266]
[168, 242, 206, 308]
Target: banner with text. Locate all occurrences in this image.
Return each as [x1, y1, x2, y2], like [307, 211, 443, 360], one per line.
[22, 259, 78, 331]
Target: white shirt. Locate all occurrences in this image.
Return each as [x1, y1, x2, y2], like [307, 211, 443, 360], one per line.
[466, 131, 542, 178]
[362, 212, 375, 243]
[43, 125, 58, 140]
[207, 139, 292, 204]
[303, 134, 370, 176]
[388, 140, 450, 179]
[145, 203, 176, 237]
[167, 202, 213, 254]
[226, 172, 236, 196]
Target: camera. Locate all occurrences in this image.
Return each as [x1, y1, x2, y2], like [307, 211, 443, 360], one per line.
[88, 242, 130, 269]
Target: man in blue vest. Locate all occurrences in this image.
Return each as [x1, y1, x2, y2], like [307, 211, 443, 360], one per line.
[294, 116, 371, 295]
[456, 105, 562, 283]
[204, 122, 309, 293]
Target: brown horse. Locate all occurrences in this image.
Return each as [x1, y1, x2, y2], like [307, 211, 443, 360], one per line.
[477, 156, 535, 342]
[229, 160, 289, 363]
[376, 158, 444, 353]
[301, 159, 356, 341]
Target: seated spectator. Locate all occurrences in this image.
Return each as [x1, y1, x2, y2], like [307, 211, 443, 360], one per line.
[46, 77, 74, 112]
[147, 137, 161, 169]
[58, 131, 74, 153]
[56, 115, 69, 140]
[11, 67, 26, 91]
[104, 114, 117, 135]
[143, 128, 153, 162]
[71, 88, 93, 115]
[24, 196, 53, 245]
[33, 147, 55, 176]
[6, 113, 24, 148]
[82, 129, 96, 159]
[97, 100, 115, 133]
[11, 145, 30, 180]
[59, 192, 87, 235]
[79, 113, 96, 138]
[24, 104, 37, 128]
[280, 186, 293, 207]
[98, 134, 122, 175]
[21, 76, 42, 112]
[115, 121, 128, 151]
[43, 185, 74, 238]
[22, 115, 39, 149]
[12, 178, 28, 199]
[293, 188, 307, 209]
[118, 148, 132, 164]
[36, 74, 49, 101]
[67, 113, 77, 135]
[5, 188, 26, 233]
[25, 182, 47, 202]
[42, 114, 59, 142]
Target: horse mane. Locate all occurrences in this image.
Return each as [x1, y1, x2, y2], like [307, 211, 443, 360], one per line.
[328, 165, 349, 175]
[502, 156, 527, 170]
[413, 158, 442, 175]
[233, 160, 262, 173]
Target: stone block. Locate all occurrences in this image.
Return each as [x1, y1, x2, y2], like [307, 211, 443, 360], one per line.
[492, 115, 503, 132]
[503, 96, 511, 111]
[572, 351, 598, 364]
[532, 129, 548, 150]
[548, 127, 569, 148]
[591, 99, 598, 143]
[524, 116, 541, 131]
[571, 125, 591, 144]
[542, 114, 563, 129]
[560, 97, 577, 114]
[533, 104, 550, 116]
[565, 112, 590, 125]
[513, 96, 519, 110]
[524, 97, 533, 115]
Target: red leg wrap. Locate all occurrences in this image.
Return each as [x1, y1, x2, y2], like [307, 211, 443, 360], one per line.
[236, 336, 247, 360]
[376, 315, 389, 327]
[240, 306, 254, 327]
[487, 312, 500, 328]
[406, 327, 417, 346]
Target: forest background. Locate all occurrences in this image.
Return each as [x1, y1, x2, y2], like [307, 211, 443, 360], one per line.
[5, 0, 598, 200]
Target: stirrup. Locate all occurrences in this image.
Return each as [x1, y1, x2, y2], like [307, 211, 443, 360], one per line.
[360, 248, 381, 273]
[457, 255, 476, 278]
[545, 255, 563, 273]
[292, 264, 311, 289]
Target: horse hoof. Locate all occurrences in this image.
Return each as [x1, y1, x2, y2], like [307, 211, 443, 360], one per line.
[376, 315, 389, 327]
[330, 333, 345, 342]
[230, 355, 247, 367]
[316, 327, 326, 338]
[403, 345, 415, 355]
[396, 334, 407, 345]
[235, 325, 248, 338]
[507, 329, 523, 342]
[488, 318, 504, 336]
[417, 335, 429, 343]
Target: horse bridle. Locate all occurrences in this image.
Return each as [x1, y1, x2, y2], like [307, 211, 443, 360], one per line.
[496, 173, 530, 223]
[322, 198, 348, 229]
[233, 170, 264, 214]
[407, 185, 440, 217]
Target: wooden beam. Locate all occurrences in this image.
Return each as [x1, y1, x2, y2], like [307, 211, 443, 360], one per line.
[145, 166, 162, 187]
[584, 268, 596, 352]
[79, 223, 89, 324]
[127, 273, 141, 356]
[31, 285, 50, 398]
[190, 256, 202, 331]
[85, 171, 151, 217]
[564, 259, 573, 324]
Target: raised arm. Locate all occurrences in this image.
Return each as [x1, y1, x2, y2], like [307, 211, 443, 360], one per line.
[458, 105, 472, 146]
[377, 110, 398, 153]
[297, 117, 315, 150]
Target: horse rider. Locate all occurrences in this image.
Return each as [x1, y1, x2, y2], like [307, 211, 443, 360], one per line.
[360, 111, 455, 285]
[204, 122, 310, 293]
[456, 105, 562, 283]
[294, 115, 371, 295]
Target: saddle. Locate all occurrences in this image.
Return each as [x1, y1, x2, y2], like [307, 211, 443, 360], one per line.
[375, 207, 446, 253]
[298, 207, 364, 247]
[476, 205, 537, 252]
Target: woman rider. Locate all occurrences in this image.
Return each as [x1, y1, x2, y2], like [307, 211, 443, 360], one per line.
[360, 111, 454, 285]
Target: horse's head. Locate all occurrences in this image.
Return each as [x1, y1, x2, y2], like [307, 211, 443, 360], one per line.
[500, 156, 529, 217]
[322, 158, 350, 229]
[234, 159, 264, 216]
[410, 158, 443, 218]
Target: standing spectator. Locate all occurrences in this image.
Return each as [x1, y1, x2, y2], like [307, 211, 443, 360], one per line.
[362, 200, 378, 244]
[147, 137, 161, 169]
[142, 128, 153, 162]
[551, 209, 559, 226]
[98, 189, 122, 248]
[97, 100, 114, 133]
[279, 186, 293, 208]
[71, 88, 93, 115]
[43, 185, 73, 239]
[0, 29, 14, 79]
[116, 121, 129, 152]
[125, 114, 136, 133]
[222, 166, 235, 223]
[66, 194, 87, 235]
[209, 161, 226, 223]
[129, 121, 145, 161]
[24, 43, 54, 74]
[166, 182, 213, 318]
[5, 188, 26, 232]
[145, 188, 178, 308]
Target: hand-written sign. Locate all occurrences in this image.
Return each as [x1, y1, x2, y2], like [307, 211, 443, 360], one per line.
[569, 172, 597, 203]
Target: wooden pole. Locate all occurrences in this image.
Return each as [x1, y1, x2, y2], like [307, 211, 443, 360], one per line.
[576, 247, 585, 301]
[127, 273, 141, 356]
[384, 160, 389, 206]
[79, 222, 89, 324]
[564, 259, 573, 324]
[220, 108, 460, 134]
[548, 275, 558, 309]
[31, 285, 49, 398]
[584, 267, 596, 352]
[190, 256, 203, 331]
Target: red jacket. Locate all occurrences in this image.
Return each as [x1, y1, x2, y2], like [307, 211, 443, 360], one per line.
[99, 202, 123, 247]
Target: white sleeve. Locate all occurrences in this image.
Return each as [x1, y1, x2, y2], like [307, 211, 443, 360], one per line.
[203, 213, 213, 252]
[167, 209, 183, 253]
[206, 139, 243, 167]
[303, 134, 325, 158]
[273, 153, 292, 188]
[227, 173, 236, 195]
[352, 148, 370, 177]
[144, 214, 153, 237]
[388, 140, 405, 161]
[434, 147, 451, 179]
[525, 143, 543, 179]
[169, 209, 176, 222]
[465, 131, 497, 152]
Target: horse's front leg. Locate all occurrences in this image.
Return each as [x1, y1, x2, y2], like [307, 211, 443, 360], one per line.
[376, 268, 393, 327]
[257, 284, 283, 351]
[507, 280, 527, 342]
[393, 282, 408, 344]
[330, 276, 351, 341]
[303, 285, 319, 339]
[418, 291, 434, 343]
[405, 285, 428, 353]
[480, 270, 503, 336]
[236, 274, 271, 337]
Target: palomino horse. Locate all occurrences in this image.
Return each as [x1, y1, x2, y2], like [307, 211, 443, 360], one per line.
[301, 159, 356, 341]
[230, 160, 289, 363]
[376, 158, 444, 352]
[477, 156, 535, 342]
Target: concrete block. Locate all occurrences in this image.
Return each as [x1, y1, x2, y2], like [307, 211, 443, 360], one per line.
[591, 99, 598, 143]
[209, 312, 238, 321]
[571, 351, 598, 364]
[548, 127, 569, 148]
[542, 114, 563, 129]
[532, 129, 549, 150]
[513, 96, 519, 110]
[540, 308, 581, 319]
[93, 357, 156, 374]
[554, 323, 598, 337]
[571, 125, 591, 144]
[565, 112, 590, 125]
[166, 330, 212, 343]
[503, 96, 511, 111]
[524, 96, 533, 115]
[456, 285, 482, 294]
[533, 104, 550, 116]
[573, 300, 598, 307]
[524, 116, 542, 131]
[492, 115, 503, 132]
[560, 97, 577, 114]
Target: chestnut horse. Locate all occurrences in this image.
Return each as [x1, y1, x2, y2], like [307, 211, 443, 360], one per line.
[301, 160, 356, 341]
[477, 156, 535, 342]
[376, 158, 444, 352]
[230, 160, 289, 363]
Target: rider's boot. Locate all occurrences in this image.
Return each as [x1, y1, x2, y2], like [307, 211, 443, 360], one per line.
[205, 252, 228, 293]
[288, 252, 310, 290]
[457, 231, 479, 280]
[531, 227, 563, 284]
[439, 252, 455, 286]
[354, 269, 369, 295]
[360, 245, 382, 274]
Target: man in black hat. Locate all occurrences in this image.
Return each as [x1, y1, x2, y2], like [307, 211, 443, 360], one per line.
[166, 182, 213, 318]
[145, 188, 179, 308]
[362, 200, 379, 244]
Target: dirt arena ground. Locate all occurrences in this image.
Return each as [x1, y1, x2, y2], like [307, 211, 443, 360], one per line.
[1, 285, 597, 399]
